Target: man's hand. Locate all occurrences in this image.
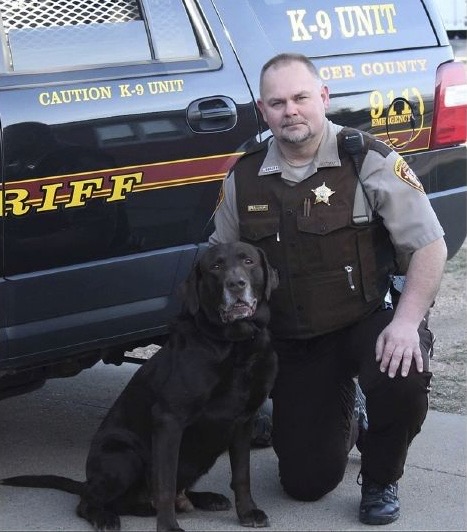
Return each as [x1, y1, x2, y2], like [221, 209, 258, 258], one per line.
[375, 237, 447, 378]
[376, 321, 423, 378]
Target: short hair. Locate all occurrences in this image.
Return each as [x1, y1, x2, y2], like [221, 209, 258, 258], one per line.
[259, 53, 322, 96]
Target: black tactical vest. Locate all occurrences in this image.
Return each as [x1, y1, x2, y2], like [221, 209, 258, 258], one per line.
[235, 128, 396, 338]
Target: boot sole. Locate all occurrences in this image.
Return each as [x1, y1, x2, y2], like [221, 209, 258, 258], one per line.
[359, 510, 400, 525]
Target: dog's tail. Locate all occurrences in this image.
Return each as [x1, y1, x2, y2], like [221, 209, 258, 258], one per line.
[1, 475, 84, 495]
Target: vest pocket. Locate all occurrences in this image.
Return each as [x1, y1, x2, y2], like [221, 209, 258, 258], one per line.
[280, 266, 375, 336]
[239, 218, 280, 242]
[297, 206, 349, 235]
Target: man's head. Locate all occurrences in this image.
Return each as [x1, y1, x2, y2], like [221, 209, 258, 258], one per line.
[257, 53, 330, 147]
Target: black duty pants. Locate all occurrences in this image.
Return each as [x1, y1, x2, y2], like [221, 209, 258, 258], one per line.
[271, 308, 433, 501]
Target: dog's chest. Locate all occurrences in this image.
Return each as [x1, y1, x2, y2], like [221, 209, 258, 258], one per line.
[202, 343, 275, 418]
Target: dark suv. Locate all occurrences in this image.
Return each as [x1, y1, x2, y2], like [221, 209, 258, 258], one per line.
[0, 0, 465, 398]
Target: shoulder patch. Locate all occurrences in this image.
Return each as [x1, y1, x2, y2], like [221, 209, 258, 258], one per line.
[213, 180, 225, 213]
[393, 156, 425, 193]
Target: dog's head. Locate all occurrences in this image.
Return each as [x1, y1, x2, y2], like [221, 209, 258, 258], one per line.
[181, 242, 278, 326]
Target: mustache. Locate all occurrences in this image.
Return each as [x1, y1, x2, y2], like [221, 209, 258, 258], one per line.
[281, 119, 307, 127]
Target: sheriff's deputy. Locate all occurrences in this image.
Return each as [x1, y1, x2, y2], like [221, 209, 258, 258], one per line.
[209, 52, 447, 525]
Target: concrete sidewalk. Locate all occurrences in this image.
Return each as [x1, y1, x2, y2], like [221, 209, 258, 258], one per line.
[1, 362, 465, 531]
[178, 409, 467, 531]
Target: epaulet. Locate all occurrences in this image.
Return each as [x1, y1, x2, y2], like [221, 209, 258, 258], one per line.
[236, 136, 271, 164]
[368, 136, 393, 158]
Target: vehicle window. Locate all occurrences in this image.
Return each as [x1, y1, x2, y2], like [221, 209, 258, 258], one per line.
[0, 0, 200, 73]
[220, 0, 438, 56]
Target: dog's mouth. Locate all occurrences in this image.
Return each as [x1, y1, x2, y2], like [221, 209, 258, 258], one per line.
[219, 299, 257, 323]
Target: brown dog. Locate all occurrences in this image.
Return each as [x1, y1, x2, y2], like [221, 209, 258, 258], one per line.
[2, 242, 279, 531]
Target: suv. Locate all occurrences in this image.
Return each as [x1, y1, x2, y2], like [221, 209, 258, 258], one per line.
[0, 0, 466, 398]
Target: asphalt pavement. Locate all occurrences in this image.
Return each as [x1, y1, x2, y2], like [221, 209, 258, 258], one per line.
[0, 361, 465, 531]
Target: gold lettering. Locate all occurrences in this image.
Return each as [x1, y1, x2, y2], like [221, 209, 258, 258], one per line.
[1, 189, 30, 216]
[147, 79, 185, 95]
[39, 87, 112, 105]
[372, 117, 387, 126]
[354, 5, 375, 36]
[335, 7, 356, 38]
[361, 63, 372, 76]
[319, 64, 356, 80]
[417, 59, 427, 71]
[65, 178, 104, 208]
[380, 4, 397, 33]
[119, 84, 132, 98]
[287, 9, 312, 41]
[36, 183, 63, 212]
[368, 5, 385, 34]
[50, 92, 63, 105]
[342, 64, 356, 78]
[335, 4, 397, 37]
[107, 173, 143, 202]
[39, 92, 50, 106]
[361, 59, 426, 76]
[388, 114, 410, 124]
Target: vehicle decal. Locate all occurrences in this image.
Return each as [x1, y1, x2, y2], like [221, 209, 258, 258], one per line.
[318, 59, 428, 81]
[373, 126, 431, 152]
[287, 4, 397, 41]
[38, 79, 185, 106]
[0, 152, 242, 217]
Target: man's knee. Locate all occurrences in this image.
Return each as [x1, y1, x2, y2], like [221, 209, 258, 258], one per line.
[278, 459, 346, 501]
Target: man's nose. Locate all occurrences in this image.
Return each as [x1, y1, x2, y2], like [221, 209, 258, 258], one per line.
[284, 100, 299, 115]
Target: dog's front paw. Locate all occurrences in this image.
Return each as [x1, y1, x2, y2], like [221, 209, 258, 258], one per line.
[77, 501, 121, 531]
[239, 508, 270, 528]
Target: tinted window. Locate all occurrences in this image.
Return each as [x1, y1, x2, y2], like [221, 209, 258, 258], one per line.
[220, 0, 438, 56]
[0, 0, 200, 73]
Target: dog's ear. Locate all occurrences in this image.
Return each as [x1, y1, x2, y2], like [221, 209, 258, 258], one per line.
[180, 263, 200, 315]
[256, 246, 279, 300]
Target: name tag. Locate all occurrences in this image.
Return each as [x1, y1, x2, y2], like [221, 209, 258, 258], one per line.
[262, 165, 280, 173]
[248, 204, 269, 212]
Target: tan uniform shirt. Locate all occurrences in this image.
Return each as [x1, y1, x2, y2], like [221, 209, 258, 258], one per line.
[209, 120, 444, 255]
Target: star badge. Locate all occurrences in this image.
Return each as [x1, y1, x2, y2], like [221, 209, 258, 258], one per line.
[311, 182, 335, 205]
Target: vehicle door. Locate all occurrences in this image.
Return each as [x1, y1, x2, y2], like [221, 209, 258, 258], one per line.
[0, 0, 258, 363]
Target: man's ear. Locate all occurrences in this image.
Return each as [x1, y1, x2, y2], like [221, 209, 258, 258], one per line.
[180, 263, 200, 315]
[257, 98, 268, 123]
[257, 246, 279, 300]
[321, 84, 330, 109]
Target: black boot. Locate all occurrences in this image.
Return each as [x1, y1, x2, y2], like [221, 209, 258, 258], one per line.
[251, 398, 273, 447]
[359, 476, 400, 525]
[354, 382, 368, 453]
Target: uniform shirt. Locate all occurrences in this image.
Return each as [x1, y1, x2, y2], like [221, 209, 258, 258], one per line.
[209, 119, 445, 255]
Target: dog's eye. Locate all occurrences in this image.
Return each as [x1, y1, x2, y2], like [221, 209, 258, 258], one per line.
[211, 263, 221, 270]
[244, 258, 254, 265]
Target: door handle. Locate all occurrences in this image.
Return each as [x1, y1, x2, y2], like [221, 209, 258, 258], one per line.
[187, 97, 237, 132]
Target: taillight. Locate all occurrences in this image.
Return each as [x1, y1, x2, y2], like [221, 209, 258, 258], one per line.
[430, 61, 467, 149]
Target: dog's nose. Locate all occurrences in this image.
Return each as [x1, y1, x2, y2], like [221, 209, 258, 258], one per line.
[225, 275, 247, 292]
